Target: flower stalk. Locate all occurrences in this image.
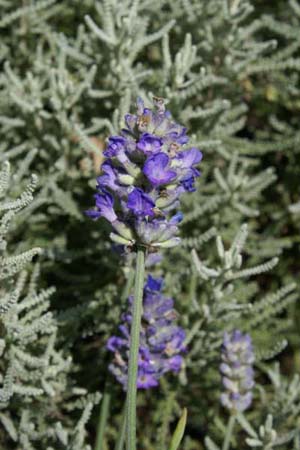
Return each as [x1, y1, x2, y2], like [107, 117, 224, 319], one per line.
[94, 389, 111, 450]
[222, 414, 236, 450]
[114, 406, 126, 450]
[125, 247, 146, 450]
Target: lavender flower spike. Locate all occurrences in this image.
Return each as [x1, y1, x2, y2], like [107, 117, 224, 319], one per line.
[86, 97, 202, 249]
[220, 330, 255, 413]
[107, 275, 186, 390]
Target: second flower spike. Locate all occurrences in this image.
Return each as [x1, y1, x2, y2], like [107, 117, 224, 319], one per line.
[107, 275, 186, 389]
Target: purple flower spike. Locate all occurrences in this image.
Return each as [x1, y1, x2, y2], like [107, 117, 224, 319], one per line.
[127, 188, 155, 217]
[87, 97, 202, 247]
[107, 277, 186, 390]
[220, 330, 255, 412]
[143, 153, 176, 186]
[137, 133, 163, 154]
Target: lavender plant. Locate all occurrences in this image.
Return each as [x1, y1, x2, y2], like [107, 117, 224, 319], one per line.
[87, 97, 202, 450]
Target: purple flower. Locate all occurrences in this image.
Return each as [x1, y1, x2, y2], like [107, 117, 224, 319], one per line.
[107, 336, 126, 352]
[86, 190, 117, 222]
[166, 127, 189, 145]
[175, 148, 203, 168]
[137, 371, 159, 389]
[145, 274, 163, 292]
[145, 253, 163, 268]
[104, 136, 129, 164]
[127, 188, 155, 217]
[136, 96, 145, 115]
[180, 174, 197, 192]
[220, 330, 255, 412]
[143, 153, 176, 186]
[125, 114, 137, 131]
[135, 218, 179, 245]
[95, 191, 117, 222]
[221, 392, 252, 413]
[97, 161, 120, 191]
[168, 355, 183, 372]
[170, 212, 183, 224]
[137, 133, 163, 154]
[107, 277, 186, 390]
[104, 136, 126, 157]
[85, 209, 102, 220]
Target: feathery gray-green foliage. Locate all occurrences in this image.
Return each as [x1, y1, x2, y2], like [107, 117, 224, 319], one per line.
[0, 162, 100, 449]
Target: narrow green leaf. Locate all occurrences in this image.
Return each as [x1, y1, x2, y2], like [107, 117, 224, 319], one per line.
[205, 436, 221, 450]
[168, 408, 187, 450]
[236, 412, 258, 439]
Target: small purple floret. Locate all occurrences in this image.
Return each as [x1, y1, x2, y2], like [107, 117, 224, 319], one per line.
[137, 133, 163, 154]
[127, 188, 155, 217]
[145, 274, 163, 292]
[104, 136, 126, 157]
[180, 175, 197, 192]
[175, 148, 203, 168]
[143, 153, 176, 186]
[95, 191, 117, 222]
[86, 190, 117, 222]
[97, 161, 119, 191]
[170, 212, 183, 224]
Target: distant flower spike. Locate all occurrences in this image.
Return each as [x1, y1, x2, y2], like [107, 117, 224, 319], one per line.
[220, 330, 255, 412]
[86, 97, 202, 249]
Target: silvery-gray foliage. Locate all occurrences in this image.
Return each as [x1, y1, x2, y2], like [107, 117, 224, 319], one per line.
[0, 162, 99, 449]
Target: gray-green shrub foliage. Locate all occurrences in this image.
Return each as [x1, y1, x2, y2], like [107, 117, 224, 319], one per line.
[0, 162, 100, 449]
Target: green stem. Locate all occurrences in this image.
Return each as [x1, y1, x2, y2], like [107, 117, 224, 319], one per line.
[114, 406, 126, 450]
[125, 247, 145, 450]
[157, 390, 176, 450]
[121, 266, 135, 302]
[94, 390, 111, 450]
[222, 415, 236, 450]
[94, 266, 135, 450]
